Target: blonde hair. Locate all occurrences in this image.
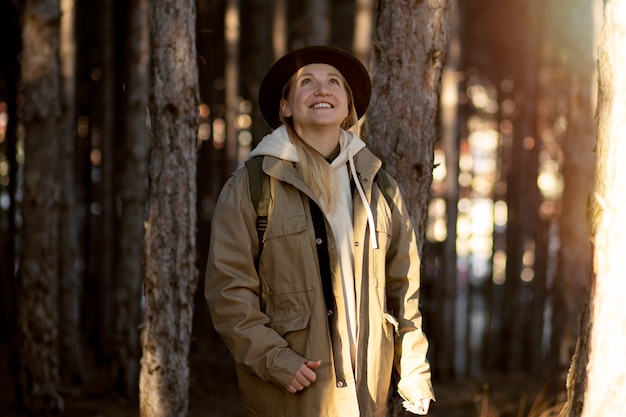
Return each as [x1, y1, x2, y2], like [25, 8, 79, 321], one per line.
[280, 73, 358, 210]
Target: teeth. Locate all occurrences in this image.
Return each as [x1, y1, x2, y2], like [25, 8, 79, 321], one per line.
[312, 103, 332, 109]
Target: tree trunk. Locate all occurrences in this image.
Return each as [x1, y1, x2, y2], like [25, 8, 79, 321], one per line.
[140, 0, 199, 415]
[547, 0, 597, 387]
[58, 0, 85, 386]
[240, 0, 274, 144]
[365, 0, 451, 256]
[113, 0, 149, 399]
[579, 1, 626, 415]
[17, 0, 63, 413]
[364, 0, 451, 414]
[98, 0, 117, 360]
[224, 0, 240, 172]
[352, 0, 374, 65]
[435, 0, 460, 380]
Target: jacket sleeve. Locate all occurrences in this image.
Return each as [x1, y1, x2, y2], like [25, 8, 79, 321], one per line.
[204, 170, 307, 390]
[382, 178, 436, 402]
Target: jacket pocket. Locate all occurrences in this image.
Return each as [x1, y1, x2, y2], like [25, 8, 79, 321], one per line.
[269, 311, 310, 336]
[261, 214, 318, 294]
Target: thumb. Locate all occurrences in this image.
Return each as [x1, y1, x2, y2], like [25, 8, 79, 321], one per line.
[305, 360, 322, 370]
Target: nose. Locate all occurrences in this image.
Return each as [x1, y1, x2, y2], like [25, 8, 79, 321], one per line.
[314, 82, 330, 95]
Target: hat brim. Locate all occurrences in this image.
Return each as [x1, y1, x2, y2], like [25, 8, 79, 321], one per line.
[259, 45, 371, 129]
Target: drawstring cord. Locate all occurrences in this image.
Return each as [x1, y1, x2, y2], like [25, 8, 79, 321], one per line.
[347, 149, 378, 250]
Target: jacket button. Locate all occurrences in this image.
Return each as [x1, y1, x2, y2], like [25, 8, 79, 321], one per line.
[316, 238, 323, 245]
[355, 242, 360, 246]
[336, 381, 346, 388]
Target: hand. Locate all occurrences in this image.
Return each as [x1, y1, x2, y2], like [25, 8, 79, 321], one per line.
[402, 398, 431, 415]
[286, 360, 322, 393]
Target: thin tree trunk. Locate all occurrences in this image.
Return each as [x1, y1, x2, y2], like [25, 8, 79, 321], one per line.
[113, 0, 149, 398]
[58, 0, 84, 386]
[548, 0, 598, 387]
[365, 0, 451, 415]
[579, 1, 626, 415]
[240, 0, 273, 144]
[98, 0, 117, 360]
[437, 0, 460, 380]
[273, 0, 287, 58]
[224, 0, 240, 172]
[17, 0, 63, 413]
[140, 0, 199, 415]
[303, 0, 329, 46]
[353, 0, 374, 65]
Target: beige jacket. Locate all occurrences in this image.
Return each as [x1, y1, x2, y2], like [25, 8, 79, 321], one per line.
[205, 148, 434, 417]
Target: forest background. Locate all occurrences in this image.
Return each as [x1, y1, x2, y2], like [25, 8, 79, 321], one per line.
[1, 0, 624, 416]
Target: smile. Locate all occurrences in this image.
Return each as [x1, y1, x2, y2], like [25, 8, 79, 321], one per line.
[311, 102, 333, 109]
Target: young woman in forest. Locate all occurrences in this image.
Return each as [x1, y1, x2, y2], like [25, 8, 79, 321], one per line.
[205, 45, 434, 416]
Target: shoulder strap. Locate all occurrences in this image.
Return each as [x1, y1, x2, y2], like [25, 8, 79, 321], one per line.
[245, 156, 269, 270]
[375, 168, 395, 210]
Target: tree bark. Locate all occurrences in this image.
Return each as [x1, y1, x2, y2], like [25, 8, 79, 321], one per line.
[58, 0, 85, 387]
[579, 1, 626, 415]
[17, 0, 63, 413]
[365, 0, 451, 256]
[97, 0, 117, 360]
[113, 0, 149, 399]
[140, 0, 199, 415]
[364, 0, 451, 414]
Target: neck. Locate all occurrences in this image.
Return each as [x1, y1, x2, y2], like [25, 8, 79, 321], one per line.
[295, 125, 342, 158]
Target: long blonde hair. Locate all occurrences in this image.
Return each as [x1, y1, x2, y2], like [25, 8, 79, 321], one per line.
[280, 73, 359, 210]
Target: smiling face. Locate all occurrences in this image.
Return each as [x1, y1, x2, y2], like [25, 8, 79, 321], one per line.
[280, 63, 350, 133]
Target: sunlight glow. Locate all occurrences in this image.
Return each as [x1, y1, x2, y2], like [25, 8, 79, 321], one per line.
[212, 118, 225, 149]
[538, 158, 563, 200]
[493, 250, 507, 285]
[427, 198, 447, 242]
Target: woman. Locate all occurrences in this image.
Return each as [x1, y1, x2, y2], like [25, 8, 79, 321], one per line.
[205, 45, 434, 417]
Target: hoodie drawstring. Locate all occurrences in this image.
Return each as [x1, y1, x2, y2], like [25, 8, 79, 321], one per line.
[347, 149, 379, 250]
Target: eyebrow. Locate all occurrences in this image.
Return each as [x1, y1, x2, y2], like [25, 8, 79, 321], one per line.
[297, 71, 342, 79]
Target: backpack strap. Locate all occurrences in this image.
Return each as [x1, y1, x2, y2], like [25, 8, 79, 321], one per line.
[375, 168, 395, 210]
[245, 156, 269, 271]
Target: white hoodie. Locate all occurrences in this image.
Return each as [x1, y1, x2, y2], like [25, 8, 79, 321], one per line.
[248, 125, 378, 370]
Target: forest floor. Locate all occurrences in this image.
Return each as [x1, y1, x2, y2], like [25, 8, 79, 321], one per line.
[0, 331, 563, 417]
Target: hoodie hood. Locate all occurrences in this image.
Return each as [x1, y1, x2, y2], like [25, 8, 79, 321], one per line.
[247, 124, 367, 163]
[247, 125, 299, 162]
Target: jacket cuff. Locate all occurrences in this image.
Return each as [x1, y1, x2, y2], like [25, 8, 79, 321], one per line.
[397, 377, 436, 403]
[269, 348, 309, 390]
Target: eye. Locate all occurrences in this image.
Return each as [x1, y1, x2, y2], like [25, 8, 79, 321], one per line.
[300, 78, 313, 86]
[329, 77, 341, 86]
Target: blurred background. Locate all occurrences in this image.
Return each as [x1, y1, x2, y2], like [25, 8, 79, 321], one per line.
[0, 0, 602, 416]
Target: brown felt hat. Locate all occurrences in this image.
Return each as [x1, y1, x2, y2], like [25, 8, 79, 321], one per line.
[259, 45, 372, 129]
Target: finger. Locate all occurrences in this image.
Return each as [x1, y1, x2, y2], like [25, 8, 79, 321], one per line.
[300, 368, 316, 383]
[287, 384, 297, 394]
[305, 360, 322, 370]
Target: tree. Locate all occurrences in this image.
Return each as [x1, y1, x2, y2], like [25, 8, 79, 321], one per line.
[546, 0, 597, 387]
[140, 0, 199, 416]
[363, 0, 451, 414]
[58, 0, 85, 386]
[365, 0, 451, 250]
[561, 1, 626, 415]
[113, 0, 149, 398]
[579, 1, 626, 415]
[17, 0, 63, 413]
